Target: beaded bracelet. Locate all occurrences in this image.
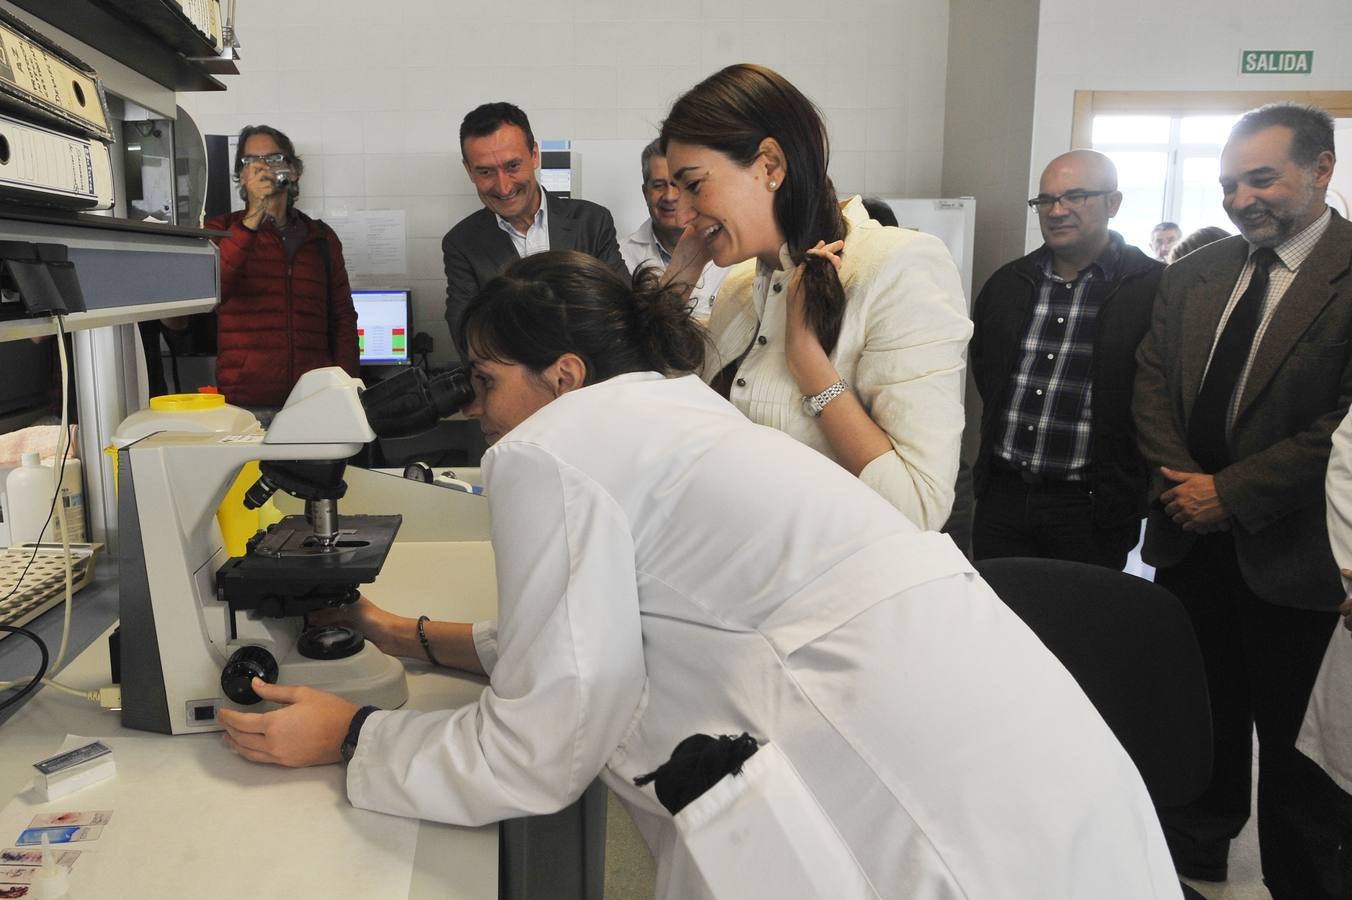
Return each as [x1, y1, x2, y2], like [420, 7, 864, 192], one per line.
[416, 615, 445, 667]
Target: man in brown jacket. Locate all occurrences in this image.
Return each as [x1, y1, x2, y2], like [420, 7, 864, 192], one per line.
[1133, 102, 1352, 899]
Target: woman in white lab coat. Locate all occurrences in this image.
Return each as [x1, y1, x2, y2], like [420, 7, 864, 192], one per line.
[219, 252, 1179, 899]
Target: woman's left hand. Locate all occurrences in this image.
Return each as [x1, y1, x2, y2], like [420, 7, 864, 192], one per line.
[218, 678, 358, 767]
[785, 240, 845, 394]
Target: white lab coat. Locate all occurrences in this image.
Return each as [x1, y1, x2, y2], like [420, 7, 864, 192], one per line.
[1298, 409, 1352, 794]
[620, 219, 729, 322]
[347, 373, 1179, 899]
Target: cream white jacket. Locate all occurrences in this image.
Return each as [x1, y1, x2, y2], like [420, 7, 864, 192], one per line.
[347, 373, 1177, 899]
[700, 196, 971, 530]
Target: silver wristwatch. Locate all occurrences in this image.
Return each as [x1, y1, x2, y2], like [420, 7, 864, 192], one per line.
[802, 379, 849, 417]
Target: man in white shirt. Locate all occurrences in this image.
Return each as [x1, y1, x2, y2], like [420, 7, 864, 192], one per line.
[442, 102, 626, 360]
[620, 138, 728, 321]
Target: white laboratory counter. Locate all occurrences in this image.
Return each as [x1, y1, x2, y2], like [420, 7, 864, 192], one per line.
[0, 535, 502, 891]
[0, 469, 504, 899]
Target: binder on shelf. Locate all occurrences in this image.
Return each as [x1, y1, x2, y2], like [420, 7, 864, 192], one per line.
[0, 8, 113, 143]
[0, 112, 113, 211]
[92, 0, 223, 57]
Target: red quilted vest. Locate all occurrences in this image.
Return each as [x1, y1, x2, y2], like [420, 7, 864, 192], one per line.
[206, 209, 360, 408]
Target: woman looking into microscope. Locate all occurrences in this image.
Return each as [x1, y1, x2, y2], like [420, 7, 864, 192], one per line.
[219, 249, 1174, 899]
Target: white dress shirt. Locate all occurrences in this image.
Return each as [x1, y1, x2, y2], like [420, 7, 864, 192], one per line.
[495, 190, 550, 259]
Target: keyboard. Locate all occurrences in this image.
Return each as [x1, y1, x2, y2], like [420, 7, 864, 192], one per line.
[0, 543, 101, 638]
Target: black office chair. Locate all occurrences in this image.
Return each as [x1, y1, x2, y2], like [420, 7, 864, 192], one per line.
[974, 557, 1212, 899]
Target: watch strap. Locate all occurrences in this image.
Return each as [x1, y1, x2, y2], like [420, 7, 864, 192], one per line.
[803, 379, 849, 417]
[340, 704, 379, 763]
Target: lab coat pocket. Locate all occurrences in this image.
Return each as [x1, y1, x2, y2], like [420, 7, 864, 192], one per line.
[669, 741, 876, 900]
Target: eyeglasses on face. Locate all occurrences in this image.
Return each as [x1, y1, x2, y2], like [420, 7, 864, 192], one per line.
[645, 179, 673, 193]
[240, 152, 288, 167]
[1027, 189, 1112, 212]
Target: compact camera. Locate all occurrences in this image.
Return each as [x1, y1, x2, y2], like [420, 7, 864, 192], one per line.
[271, 167, 292, 187]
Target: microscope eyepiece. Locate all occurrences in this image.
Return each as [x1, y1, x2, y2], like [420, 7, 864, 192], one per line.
[360, 367, 474, 439]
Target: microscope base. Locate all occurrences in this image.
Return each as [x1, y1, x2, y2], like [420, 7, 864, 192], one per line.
[276, 643, 409, 711]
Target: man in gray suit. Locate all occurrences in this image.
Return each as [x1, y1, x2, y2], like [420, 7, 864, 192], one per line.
[442, 102, 627, 359]
[1134, 103, 1352, 898]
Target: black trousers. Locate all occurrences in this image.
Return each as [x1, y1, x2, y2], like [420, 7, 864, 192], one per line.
[972, 470, 1139, 570]
[1154, 532, 1347, 899]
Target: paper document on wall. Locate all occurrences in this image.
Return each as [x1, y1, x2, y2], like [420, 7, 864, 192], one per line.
[325, 209, 408, 277]
[0, 113, 113, 209]
[0, 734, 419, 899]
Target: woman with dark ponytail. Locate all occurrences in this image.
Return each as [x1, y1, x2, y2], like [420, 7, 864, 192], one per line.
[660, 64, 971, 529]
[220, 248, 1176, 900]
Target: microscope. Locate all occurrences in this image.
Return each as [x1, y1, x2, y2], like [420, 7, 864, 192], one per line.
[115, 366, 473, 735]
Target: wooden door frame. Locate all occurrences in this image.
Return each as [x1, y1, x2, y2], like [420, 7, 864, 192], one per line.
[1071, 90, 1352, 147]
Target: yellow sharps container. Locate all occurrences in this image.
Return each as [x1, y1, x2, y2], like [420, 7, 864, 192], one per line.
[110, 391, 282, 557]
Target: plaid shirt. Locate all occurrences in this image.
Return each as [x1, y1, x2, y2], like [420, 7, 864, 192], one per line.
[995, 238, 1123, 480]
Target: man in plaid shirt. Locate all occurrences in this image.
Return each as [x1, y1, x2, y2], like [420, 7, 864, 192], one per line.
[969, 150, 1163, 568]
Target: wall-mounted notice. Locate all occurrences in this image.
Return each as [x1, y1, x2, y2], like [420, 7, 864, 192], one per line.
[1240, 50, 1313, 75]
[323, 209, 407, 276]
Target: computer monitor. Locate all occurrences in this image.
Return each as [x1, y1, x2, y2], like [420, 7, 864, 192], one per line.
[352, 289, 412, 366]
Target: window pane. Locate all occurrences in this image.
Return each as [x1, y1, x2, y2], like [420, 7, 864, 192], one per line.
[1100, 150, 1169, 253]
[1330, 119, 1352, 220]
[1180, 115, 1241, 146]
[1092, 115, 1171, 145]
[1177, 155, 1235, 238]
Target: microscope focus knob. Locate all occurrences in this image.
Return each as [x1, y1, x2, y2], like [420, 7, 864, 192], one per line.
[220, 646, 280, 705]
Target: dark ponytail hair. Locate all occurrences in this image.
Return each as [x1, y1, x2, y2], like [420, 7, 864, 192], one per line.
[459, 250, 707, 382]
[660, 64, 848, 354]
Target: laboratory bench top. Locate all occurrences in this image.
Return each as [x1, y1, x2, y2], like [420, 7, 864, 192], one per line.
[0, 540, 501, 899]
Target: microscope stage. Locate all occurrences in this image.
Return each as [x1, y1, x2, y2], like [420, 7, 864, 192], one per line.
[228, 513, 402, 582]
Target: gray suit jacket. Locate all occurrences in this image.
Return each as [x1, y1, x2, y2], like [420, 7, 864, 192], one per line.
[1133, 210, 1352, 608]
[441, 191, 628, 358]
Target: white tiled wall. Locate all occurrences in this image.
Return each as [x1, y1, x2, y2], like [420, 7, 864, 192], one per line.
[181, 0, 952, 367]
[1025, 0, 1352, 251]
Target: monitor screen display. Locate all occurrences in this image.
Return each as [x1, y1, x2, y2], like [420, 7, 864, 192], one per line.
[353, 289, 411, 366]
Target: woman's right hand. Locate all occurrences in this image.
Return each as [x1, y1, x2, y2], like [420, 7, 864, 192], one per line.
[310, 594, 407, 654]
[662, 223, 714, 298]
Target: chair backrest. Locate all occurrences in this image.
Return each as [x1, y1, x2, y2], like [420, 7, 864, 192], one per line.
[974, 557, 1212, 807]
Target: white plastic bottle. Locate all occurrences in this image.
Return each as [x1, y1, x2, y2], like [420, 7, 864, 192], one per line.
[0, 491, 11, 547]
[6, 453, 85, 545]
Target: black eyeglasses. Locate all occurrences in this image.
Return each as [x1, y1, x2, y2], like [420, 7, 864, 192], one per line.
[1027, 189, 1112, 212]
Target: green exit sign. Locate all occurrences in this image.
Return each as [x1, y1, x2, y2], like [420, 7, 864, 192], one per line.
[1241, 50, 1313, 74]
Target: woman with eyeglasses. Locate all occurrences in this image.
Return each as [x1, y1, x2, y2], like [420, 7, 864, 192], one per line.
[219, 249, 1177, 899]
[201, 124, 359, 423]
[657, 64, 971, 530]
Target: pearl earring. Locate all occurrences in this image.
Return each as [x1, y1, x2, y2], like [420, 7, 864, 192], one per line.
[768, 180, 777, 189]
